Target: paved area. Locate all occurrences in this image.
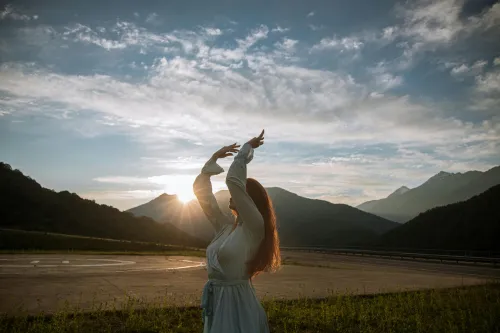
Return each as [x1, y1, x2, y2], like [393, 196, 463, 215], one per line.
[0, 255, 204, 275]
[0, 251, 498, 315]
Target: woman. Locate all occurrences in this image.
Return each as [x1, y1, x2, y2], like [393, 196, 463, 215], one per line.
[193, 129, 281, 333]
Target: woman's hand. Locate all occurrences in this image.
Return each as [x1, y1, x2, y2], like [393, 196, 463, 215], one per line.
[212, 143, 240, 160]
[246, 129, 265, 149]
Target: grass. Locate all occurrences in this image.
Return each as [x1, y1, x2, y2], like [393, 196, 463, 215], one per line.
[1, 284, 499, 333]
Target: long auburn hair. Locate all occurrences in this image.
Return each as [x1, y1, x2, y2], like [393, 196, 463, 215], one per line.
[242, 178, 281, 279]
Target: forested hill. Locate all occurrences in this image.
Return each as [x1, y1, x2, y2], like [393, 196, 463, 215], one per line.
[0, 162, 207, 248]
[378, 184, 500, 251]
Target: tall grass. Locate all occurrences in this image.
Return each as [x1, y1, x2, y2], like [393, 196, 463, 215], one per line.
[1, 284, 499, 333]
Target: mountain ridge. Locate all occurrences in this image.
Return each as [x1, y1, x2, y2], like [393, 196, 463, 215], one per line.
[128, 185, 399, 247]
[357, 166, 500, 223]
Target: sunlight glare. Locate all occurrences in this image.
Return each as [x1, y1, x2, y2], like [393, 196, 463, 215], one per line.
[177, 188, 195, 204]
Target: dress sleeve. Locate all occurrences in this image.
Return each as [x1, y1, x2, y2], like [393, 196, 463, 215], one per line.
[193, 156, 233, 234]
[225, 143, 265, 238]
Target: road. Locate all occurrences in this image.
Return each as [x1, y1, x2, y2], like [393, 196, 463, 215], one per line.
[0, 251, 498, 315]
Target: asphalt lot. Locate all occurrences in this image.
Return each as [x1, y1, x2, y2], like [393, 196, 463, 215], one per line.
[1, 251, 498, 315]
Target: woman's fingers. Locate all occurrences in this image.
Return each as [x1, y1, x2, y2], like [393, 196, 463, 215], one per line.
[258, 129, 265, 140]
[214, 143, 241, 159]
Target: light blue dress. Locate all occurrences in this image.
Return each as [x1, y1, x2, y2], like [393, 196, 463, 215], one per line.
[193, 143, 270, 333]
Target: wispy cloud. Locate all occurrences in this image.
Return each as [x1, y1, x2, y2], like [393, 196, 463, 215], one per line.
[236, 24, 269, 50]
[311, 36, 363, 52]
[471, 66, 500, 111]
[271, 25, 289, 33]
[307, 11, 315, 18]
[392, 0, 500, 69]
[1, 4, 36, 21]
[308, 24, 324, 31]
[450, 60, 488, 79]
[145, 12, 162, 26]
[275, 38, 298, 52]
[368, 62, 404, 91]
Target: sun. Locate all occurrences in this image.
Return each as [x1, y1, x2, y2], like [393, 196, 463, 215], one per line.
[176, 188, 195, 204]
[162, 175, 197, 204]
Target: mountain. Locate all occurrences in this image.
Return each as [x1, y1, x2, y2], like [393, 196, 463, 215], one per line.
[127, 193, 216, 241]
[358, 186, 410, 212]
[378, 184, 500, 251]
[128, 186, 399, 247]
[387, 186, 410, 198]
[0, 162, 206, 248]
[357, 166, 500, 223]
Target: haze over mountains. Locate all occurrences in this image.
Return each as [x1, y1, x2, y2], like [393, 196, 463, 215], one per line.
[357, 166, 500, 223]
[128, 187, 399, 247]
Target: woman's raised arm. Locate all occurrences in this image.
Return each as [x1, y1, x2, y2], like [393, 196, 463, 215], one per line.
[225, 131, 265, 237]
[193, 144, 240, 234]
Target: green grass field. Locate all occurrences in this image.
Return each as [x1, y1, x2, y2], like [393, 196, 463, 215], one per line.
[1, 284, 499, 333]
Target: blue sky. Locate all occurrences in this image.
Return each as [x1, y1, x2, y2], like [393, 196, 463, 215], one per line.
[1, 0, 499, 210]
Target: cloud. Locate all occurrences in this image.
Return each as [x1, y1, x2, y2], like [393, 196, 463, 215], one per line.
[308, 24, 324, 31]
[381, 26, 399, 42]
[475, 68, 500, 94]
[374, 73, 403, 91]
[204, 27, 222, 36]
[326, 1, 500, 73]
[236, 25, 269, 50]
[392, 0, 500, 68]
[145, 12, 162, 25]
[1, 56, 494, 153]
[396, 0, 464, 45]
[93, 173, 226, 198]
[368, 62, 404, 91]
[63, 23, 128, 50]
[271, 26, 289, 33]
[275, 38, 298, 52]
[82, 189, 164, 200]
[1, 4, 34, 21]
[467, 66, 500, 112]
[311, 36, 363, 52]
[307, 11, 315, 18]
[2, 21, 497, 151]
[450, 60, 488, 79]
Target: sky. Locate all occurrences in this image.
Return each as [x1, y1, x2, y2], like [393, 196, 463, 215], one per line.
[1, 0, 499, 210]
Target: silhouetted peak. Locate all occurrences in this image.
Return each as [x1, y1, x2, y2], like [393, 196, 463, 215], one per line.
[150, 193, 178, 203]
[428, 171, 453, 182]
[159, 193, 176, 198]
[387, 186, 410, 198]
